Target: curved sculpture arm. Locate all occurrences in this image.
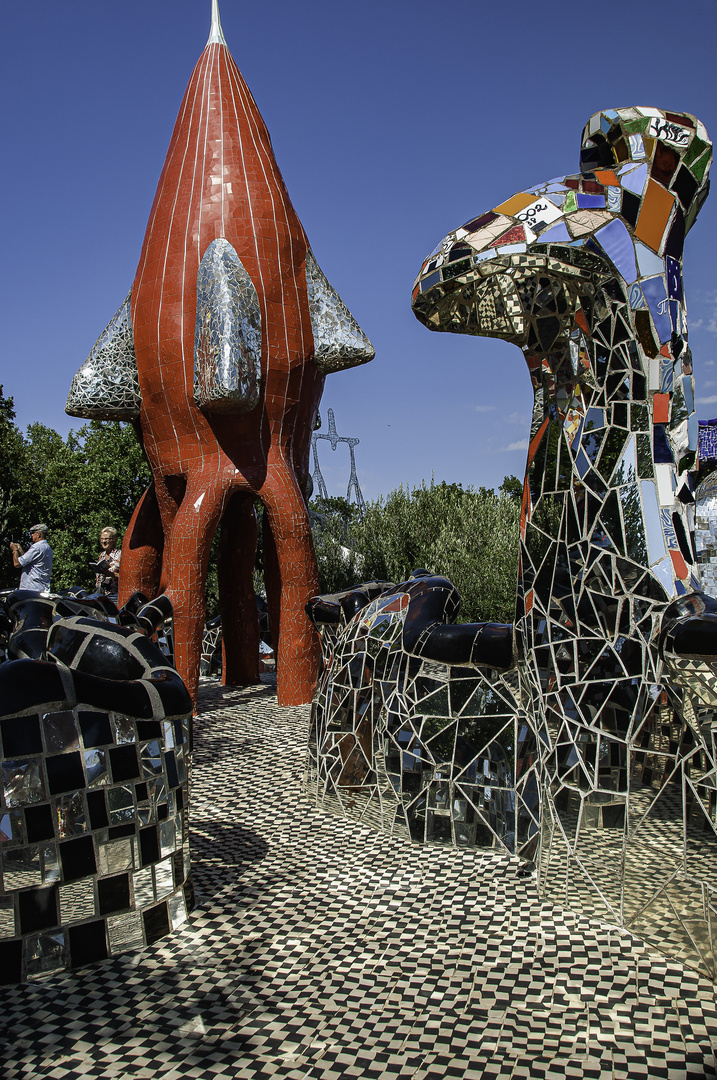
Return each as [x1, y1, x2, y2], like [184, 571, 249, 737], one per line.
[306, 581, 395, 627]
[661, 591, 717, 660]
[307, 571, 515, 669]
[405, 619, 514, 669]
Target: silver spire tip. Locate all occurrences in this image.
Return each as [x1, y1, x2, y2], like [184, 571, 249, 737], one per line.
[207, 0, 227, 45]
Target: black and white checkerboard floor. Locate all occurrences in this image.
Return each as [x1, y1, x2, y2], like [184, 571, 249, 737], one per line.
[1, 675, 716, 1079]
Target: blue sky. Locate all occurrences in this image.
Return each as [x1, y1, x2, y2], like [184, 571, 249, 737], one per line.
[2, 0, 717, 501]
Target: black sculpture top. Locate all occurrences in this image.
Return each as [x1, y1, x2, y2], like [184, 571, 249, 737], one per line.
[308, 570, 513, 670]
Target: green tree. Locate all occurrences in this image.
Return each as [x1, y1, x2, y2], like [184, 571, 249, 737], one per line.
[499, 474, 523, 501]
[311, 479, 520, 623]
[0, 400, 521, 626]
[3, 419, 151, 591]
[0, 387, 29, 585]
[311, 494, 358, 525]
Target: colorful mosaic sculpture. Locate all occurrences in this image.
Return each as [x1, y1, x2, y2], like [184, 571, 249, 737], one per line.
[408, 107, 717, 976]
[306, 574, 533, 850]
[698, 418, 717, 463]
[0, 591, 192, 983]
[65, 1, 374, 709]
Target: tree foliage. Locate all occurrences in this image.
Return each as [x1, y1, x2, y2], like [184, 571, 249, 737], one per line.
[0, 381, 520, 623]
[311, 479, 520, 624]
[0, 388, 27, 561]
[0, 389, 150, 591]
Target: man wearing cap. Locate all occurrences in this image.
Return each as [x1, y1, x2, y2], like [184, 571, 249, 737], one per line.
[9, 524, 53, 592]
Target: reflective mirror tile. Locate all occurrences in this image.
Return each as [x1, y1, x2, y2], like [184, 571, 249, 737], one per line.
[2, 760, 45, 807]
[106, 910, 144, 953]
[59, 879, 95, 923]
[42, 712, 79, 754]
[168, 891, 187, 930]
[2, 847, 43, 890]
[154, 859, 174, 899]
[133, 868, 154, 906]
[55, 791, 88, 837]
[24, 930, 66, 977]
[97, 838, 134, 877]
[0, 895, 15, 938]
[83, 749, 109, 787]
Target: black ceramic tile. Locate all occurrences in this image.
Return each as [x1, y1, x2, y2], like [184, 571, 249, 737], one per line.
[86, 790, 109, 830]
[97, 873, 131, 916]
[0, 941, 22, 985]
[24, 803, 55, 842]
[59, 836, 97, 882]
[139, 826, 160, 867]
[142, 901, 170, 945]
[109, 745, 141, 783]
[78, 711, 113, 749]
[68, 919, 108, 968]
[18, 885, 58, 934]
[0, 715, 42, 756]
[46, 751, 85, 796]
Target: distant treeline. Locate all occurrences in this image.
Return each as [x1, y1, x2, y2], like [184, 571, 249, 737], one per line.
[0, 385, 521, 621]
[0, 386, 150, 591]
[310, 477, 521, 625]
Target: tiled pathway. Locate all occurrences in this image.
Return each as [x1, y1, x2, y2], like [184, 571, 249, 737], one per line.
[1, 677, 716, 1079]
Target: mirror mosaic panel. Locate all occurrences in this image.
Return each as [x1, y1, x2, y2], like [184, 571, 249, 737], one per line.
[305, 251, 375, 374]
[64, 292, 141, 421]
[408, 105, 717, 979]
[250, 107, 713, 981]
[193, 237, 262, 413]
[695, 471, 717, 597]
[306, 574, 536, 857]
[0, 591, 194, 982]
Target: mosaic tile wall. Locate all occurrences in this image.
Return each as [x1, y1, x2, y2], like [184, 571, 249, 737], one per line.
[0, 591, 193, 982]
[193, 237, 262, 413]
[407, 107, 717, 978]
[65, 293, 141, 421]
[699, 418, 717, 461]
[66, 1, 374, 711]
[306, 574, 536, 855]
[696, 472, 717, 596]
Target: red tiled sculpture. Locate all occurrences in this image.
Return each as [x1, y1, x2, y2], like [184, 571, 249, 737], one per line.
[66, 3, 373, 708]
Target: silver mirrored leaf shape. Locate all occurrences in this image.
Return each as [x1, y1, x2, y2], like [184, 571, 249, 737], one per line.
[305, 250, 375, 374]
[193, 238, 261, 414]
[65, 292, 141, 420]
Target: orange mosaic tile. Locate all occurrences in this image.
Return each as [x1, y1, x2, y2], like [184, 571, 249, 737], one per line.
[635, 179, 676, 251]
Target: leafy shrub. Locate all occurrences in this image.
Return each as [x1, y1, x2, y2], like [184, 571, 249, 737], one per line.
[311, 479, 521, 623]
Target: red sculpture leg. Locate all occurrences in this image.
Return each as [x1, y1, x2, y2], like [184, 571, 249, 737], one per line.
[153, 475, 188, 594]
[261, 466, 320, 706]
[118, 482, 164, 606]
[261, 512, 281, 665]
[162, 480, 226, 711]
[218, 492, 260, 687]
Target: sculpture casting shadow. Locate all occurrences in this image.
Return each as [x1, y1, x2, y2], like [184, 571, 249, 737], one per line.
[413, 107, 717, 972]
[66, 6, 373, 708]
[0, 589, 193, 982]
[306, 572, 529, 851]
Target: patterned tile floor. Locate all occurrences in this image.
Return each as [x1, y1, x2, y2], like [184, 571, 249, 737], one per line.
[1, 675, 716, 1079]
